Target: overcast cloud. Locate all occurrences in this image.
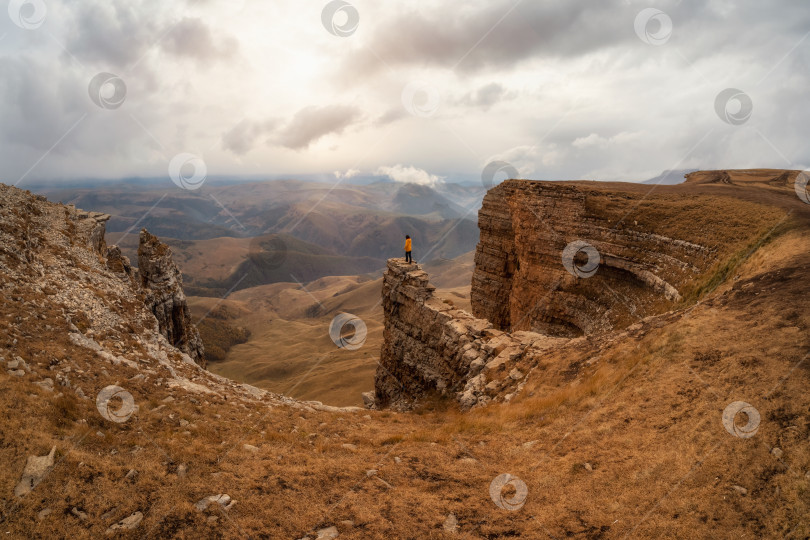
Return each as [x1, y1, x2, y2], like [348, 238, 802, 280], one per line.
[0, 0, 808, 185]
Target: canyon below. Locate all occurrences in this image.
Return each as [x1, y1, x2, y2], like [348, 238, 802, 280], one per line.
[0, 169, 809, 539]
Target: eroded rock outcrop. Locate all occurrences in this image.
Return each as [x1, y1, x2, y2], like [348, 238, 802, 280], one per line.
[374, 259, 565, 410]
[471, 180, 713, 336]
[137, 229, 205, 368]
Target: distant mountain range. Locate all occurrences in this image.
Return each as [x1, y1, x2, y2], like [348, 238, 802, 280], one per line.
[41, 179, 484, 295]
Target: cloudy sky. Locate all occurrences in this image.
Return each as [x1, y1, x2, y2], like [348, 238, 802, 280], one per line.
[0, 0, 808, 187]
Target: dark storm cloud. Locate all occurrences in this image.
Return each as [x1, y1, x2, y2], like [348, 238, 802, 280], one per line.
[63, 3, 237, 68]
[277, 105, 362, 150]
[341, 0, 810, 78]
[63, 2, 160, 67]
[342, 0, 628, 76]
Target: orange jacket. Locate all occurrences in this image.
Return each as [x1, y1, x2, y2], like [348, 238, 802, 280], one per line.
[404, 238, 412, 251]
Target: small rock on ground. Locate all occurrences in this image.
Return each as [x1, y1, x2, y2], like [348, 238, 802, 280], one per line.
[316, 526, 339, 539]
[106, 512, 143, 534]
[443, 513, 458, 533]
[14, 446, 56, 497]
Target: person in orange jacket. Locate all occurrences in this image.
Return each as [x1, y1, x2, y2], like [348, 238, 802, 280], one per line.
[404, 235, 413, 263]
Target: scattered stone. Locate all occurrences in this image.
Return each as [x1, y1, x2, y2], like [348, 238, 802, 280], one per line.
[162, 396, 175, 403]
[374, 476, 393, 489]
[584, 462, 593, 472]
[8, 369, 25, 377]
[365, 469, 377, 477]
[522, 440, 539, 449]
[339, 520, 354, 529]
[125, 469, 138, 480]
[341, 443, 357, 451]
[195, 494, 236, 512]
[316, 526, 339, 539]
[772, 447, 784, 459]
[71, 507, 89, 521]
[394, 457, 402, 464]
[14, 446, 56, 497]
[509, 368, 524, 380]
[105, 512, 143, 534]
[443, 513, 458, 534]
[361, 391, 376, 408]
[731, 485, 748, 496]
[177, 464, 187, 478]
[37, 508, 52, 520]
[243, 444, 259, 453]
[34, 378, 54, 392]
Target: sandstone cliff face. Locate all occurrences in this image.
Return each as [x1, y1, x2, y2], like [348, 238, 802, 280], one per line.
[137, 229, 205, 368]
[471, 180, 712, 336]
[374, 259, 565, 410]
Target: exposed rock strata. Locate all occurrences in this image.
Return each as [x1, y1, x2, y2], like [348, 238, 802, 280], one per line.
[471, 180, 713, 336]
[374, 259, 565, 410]
[137, 229, 205, 368]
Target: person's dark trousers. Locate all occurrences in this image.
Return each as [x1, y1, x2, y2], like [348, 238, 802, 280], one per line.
[405, 251, 412, 263]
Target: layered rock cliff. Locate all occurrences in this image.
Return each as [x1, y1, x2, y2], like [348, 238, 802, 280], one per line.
[473, 180, 717, 336]
[137, 230, 205, 368]
[374, 259, 565, 410]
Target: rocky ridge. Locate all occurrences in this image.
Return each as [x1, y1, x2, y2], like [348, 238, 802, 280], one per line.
[0, 183, 359, 412]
